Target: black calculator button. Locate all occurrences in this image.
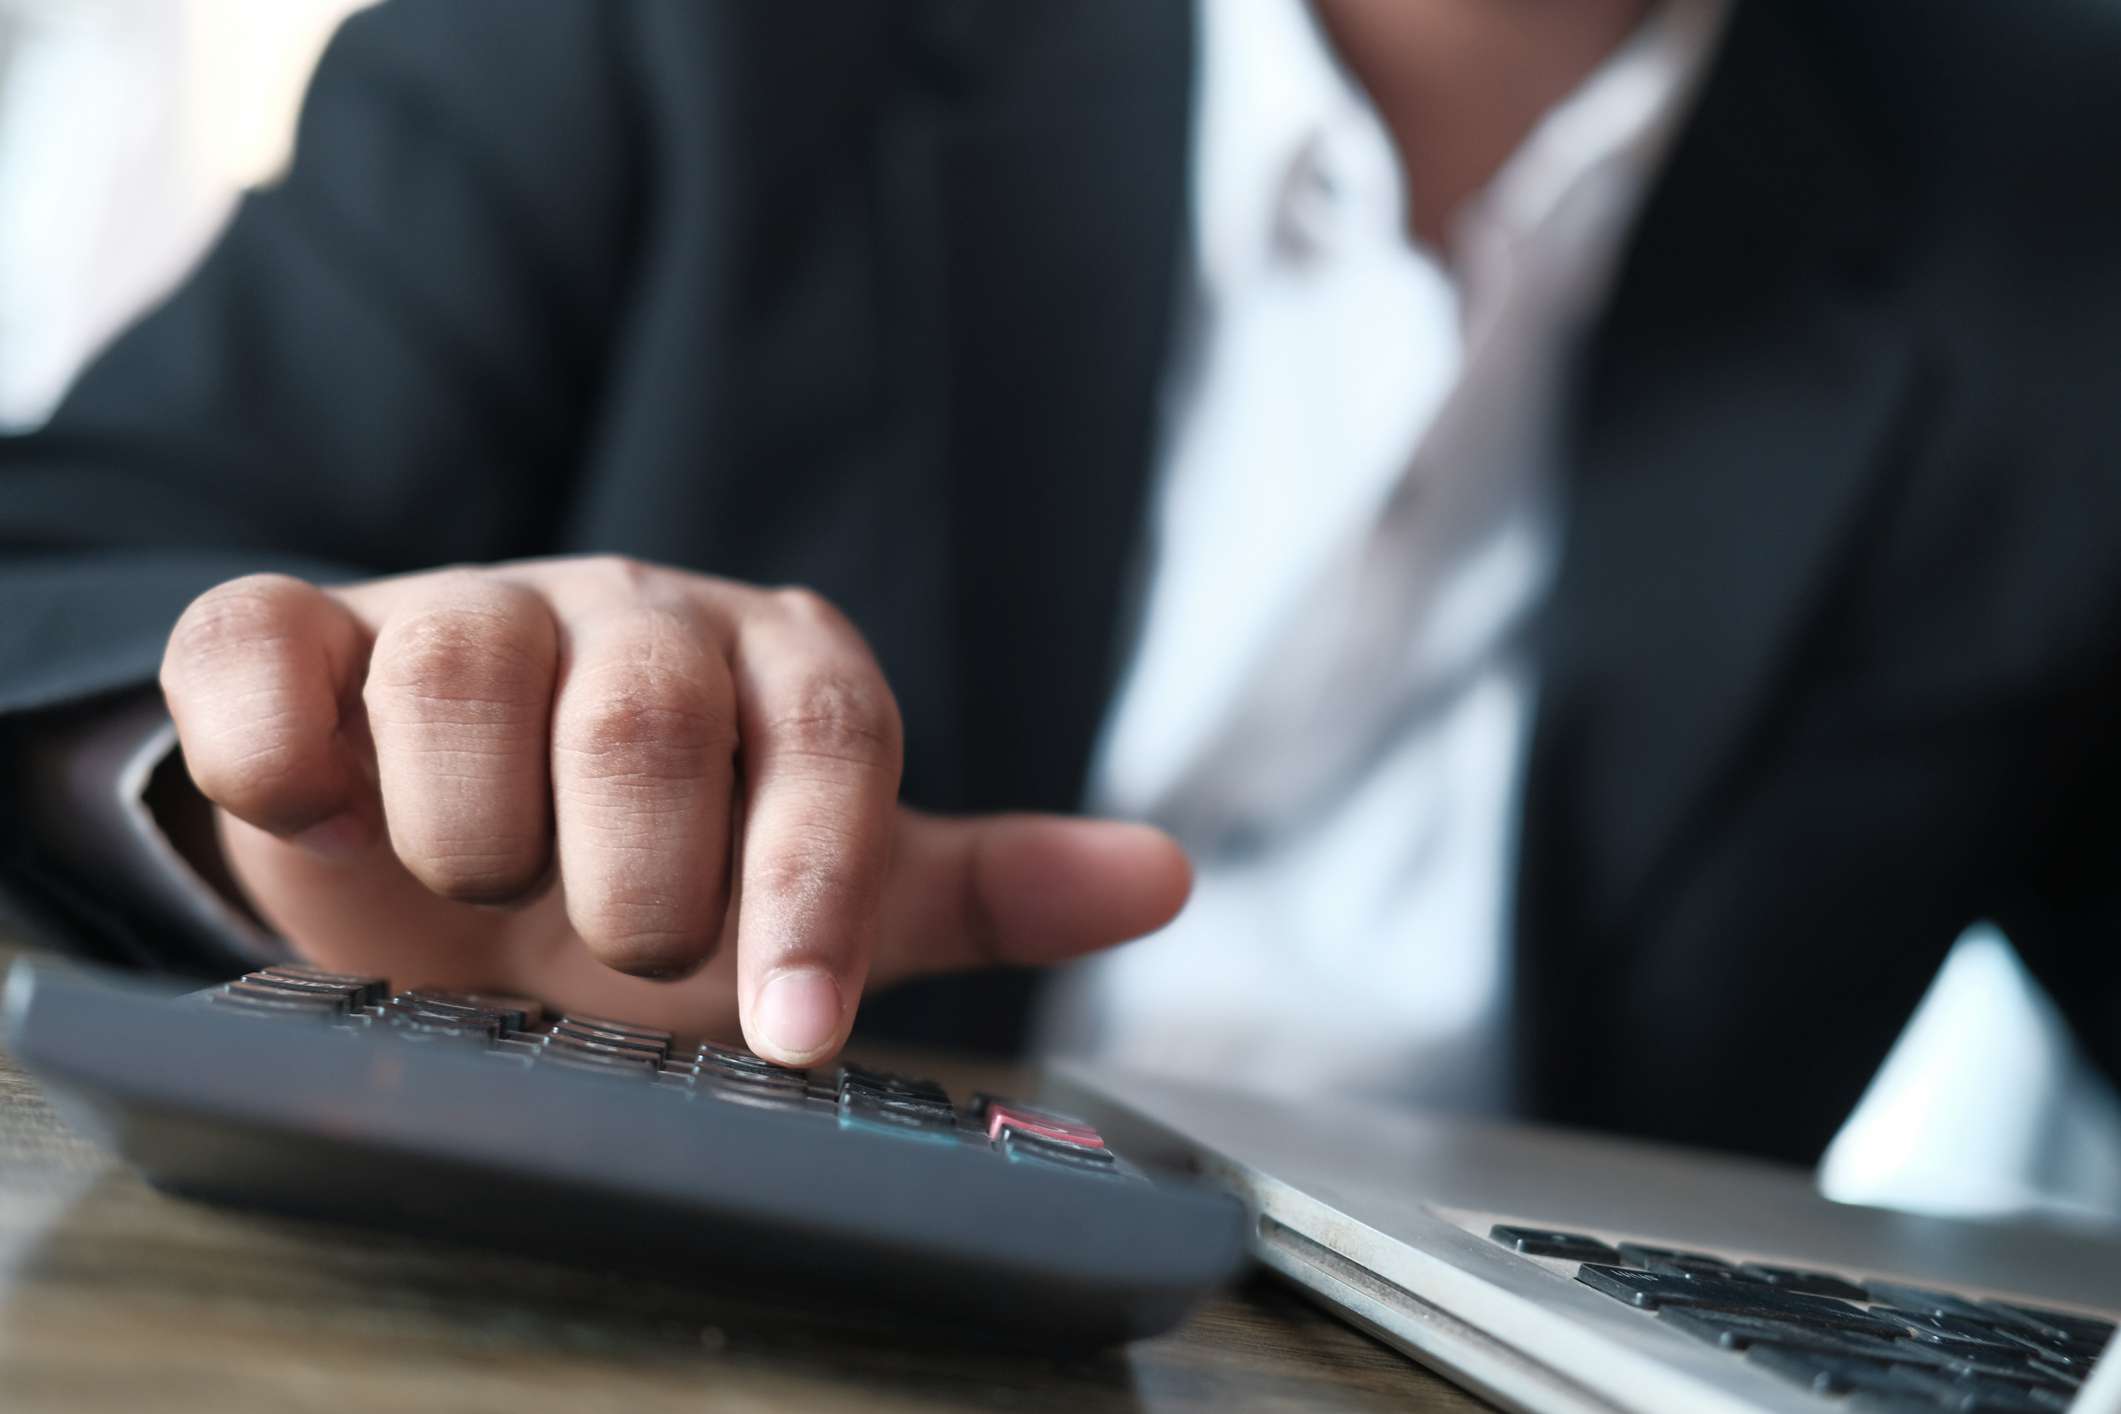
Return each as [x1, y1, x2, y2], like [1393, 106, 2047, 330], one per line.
[261, 966, 388, 1005]
[408, 991, 540, 1032]
[691, 1041, 782, 1071]
[237, 973, 362, 1001]
[1002, 1129, 1119, 1174]
[546, 1025, 666, 1059]
[551, 1019, 667, 1054]
[206, 987, 341, 1018]
[554, 1012, 673, 1045]
[223, 979, 349, 1009]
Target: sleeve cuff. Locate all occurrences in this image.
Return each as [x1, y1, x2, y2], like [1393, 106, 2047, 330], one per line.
[13, 691, 286, 971]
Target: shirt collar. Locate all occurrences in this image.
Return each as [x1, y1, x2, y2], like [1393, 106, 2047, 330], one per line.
[1192, 0, 1732, 286]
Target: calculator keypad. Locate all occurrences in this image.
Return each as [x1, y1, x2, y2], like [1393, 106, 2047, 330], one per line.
[203, 967, 1128, 1176]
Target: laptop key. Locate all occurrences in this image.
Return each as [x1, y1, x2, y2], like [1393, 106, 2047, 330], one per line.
[1990, 1320, 2109, 1361]
[1656, 1308, 1915, 1361]
[1489, 1226, 1623, 1265]
[1878, 1308, 2036, 1350]
[1738, 1264, 1869, 1301]
[1870, 1283, 2029, 1332]
[1745, 1346, 1968, 1400]
[1849, 1388, 2071, 1414]
[1616, 1243, 1737, 1278]
[1575, 1266, 1902, 1333]
[1933, 1379, 2078, 1413]
[1985, 1302, 2115, 1348]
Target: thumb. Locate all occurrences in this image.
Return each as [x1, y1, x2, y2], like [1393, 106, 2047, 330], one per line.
[872, 808, 1191, 986]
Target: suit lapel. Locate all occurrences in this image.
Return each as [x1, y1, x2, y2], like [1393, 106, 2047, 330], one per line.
[909, 0, 1195, 814]
[1515, 0, 1916, 1059]
[852, 2, 1192, 1052]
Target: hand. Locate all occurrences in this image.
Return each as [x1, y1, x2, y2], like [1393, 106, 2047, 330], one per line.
[158, 558, 1189, 1062]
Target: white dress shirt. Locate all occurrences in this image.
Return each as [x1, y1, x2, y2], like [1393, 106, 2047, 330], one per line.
[1034, 0, 1728, 1108]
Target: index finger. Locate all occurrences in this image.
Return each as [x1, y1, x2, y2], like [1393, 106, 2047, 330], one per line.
[726, 589, 904, 1064]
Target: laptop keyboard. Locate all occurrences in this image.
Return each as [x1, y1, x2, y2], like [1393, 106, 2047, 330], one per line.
[202, 965, 1128, 1178]
[1491, 1225, 2112, 1412]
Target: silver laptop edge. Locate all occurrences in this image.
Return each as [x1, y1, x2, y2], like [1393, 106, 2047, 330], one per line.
[1055, 1061, 2121, 1414]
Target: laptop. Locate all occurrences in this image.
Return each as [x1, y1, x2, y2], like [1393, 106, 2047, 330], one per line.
[1054, 1061, 2121, 1412]
[7, 958, 2117, 1411]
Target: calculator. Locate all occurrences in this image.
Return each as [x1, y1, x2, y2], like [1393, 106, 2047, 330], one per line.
[2, 959, 1248, 1347]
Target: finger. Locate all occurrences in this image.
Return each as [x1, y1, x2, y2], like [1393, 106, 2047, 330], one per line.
[159, 573, 374, 854]
[874, 811, 1191, 984]
[549, 601, 739, 979]
[730, 589, 904, 1065]
[359, 573, 560, 903]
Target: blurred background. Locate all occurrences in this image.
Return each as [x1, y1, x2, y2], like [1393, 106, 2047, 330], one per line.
[5, 0, 2119, 1227]
[0, 0, 363, 427]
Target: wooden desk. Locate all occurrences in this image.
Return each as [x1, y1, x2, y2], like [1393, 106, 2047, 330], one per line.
[0, 972, 1489, 1413]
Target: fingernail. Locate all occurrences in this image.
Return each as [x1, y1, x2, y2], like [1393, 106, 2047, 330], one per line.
[290, 814, 369, 861]
[755, 967, 843, 1060]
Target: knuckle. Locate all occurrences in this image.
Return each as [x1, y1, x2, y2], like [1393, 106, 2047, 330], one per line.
[162, 576, 340, 825]
[770, 584, 849, 632]
[364, 593, 550, 727]
[579, 554, 657, 599]
[162, 574, 310, 681]
[560, 647, 732, 786]
[761, 670, 902, 772]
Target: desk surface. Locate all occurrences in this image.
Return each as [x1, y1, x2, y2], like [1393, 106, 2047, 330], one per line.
[0, 970, 1488, 1412]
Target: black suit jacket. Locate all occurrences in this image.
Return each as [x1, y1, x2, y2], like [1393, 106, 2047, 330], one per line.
[4, 0, 2120, 1166]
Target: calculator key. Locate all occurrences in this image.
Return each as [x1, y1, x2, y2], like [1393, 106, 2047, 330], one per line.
[206, 987, 340, 1018]
[984, 1104, 1105, 1148]
[238, 973, 363, 1001]
[842, 1092, 958, 1139]
[692, 1040, 785, 1072]
[555, 1012, 673, 1045]
[223, 979, 350, 1010]
[548, 1023, 666, 1058]
[410, 991, 541, 1031]
[259, 966, 388, 1005]
[1003, 1128, 1119, 1173]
